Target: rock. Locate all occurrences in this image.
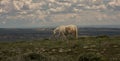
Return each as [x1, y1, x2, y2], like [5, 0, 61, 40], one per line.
[113, 45, 118, 48]
[83, 46, 89, 49]
[41, 48, 46, 52]
[67, 49, 72, 52]
[58, 48, 64, 53]
[90, 45, 96, 48]
[52, 49, 56, 52]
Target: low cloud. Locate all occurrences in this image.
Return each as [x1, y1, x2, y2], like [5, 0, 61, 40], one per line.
[108, 0, 120, 6]
[0, 0, 120, 28]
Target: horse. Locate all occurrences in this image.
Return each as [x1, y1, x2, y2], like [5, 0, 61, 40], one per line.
[52, 25, 78, 40]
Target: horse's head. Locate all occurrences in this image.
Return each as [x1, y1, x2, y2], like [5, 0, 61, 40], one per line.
[53, 28, 59, 35]
[53, 30, 56, 35]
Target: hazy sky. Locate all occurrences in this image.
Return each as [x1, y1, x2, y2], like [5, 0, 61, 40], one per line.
[0, 0, 120, 28]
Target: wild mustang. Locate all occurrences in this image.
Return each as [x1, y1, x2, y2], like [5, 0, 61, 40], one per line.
[53, 25, 78, 40]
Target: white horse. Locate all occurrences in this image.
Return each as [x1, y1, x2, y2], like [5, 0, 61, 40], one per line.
[53, 25, 78, 40]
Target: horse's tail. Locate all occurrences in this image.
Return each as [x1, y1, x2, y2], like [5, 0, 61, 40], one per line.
[75, 27, 78, 39]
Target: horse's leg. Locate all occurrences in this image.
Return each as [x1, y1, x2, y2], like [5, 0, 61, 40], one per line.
[72, 32, 76, 39]
[57, 32, 61, 40]
[55, 34, 60, 40]
[75, 29, 78, 39]
[58, 32, 63, 41]
[73, 31, 78, 40]
[58, 32, 62, 40]
[61, 32, 67, 41]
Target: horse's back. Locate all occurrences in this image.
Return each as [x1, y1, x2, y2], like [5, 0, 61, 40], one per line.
[57, 25, 66, 32]
[66, 25, 77, 31]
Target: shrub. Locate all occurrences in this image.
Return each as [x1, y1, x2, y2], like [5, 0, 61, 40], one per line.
[20, 52, 47, 61]
[96, 35, 109, 38]
[78, 52, 104, 61]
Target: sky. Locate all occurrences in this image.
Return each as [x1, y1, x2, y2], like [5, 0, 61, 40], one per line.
[0, 0, 120, 28]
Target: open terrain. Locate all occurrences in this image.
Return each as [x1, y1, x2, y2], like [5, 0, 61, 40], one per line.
[0, 36, 120, 61]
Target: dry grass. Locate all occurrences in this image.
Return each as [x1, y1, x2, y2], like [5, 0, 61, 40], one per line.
[0, 36, 120, 61]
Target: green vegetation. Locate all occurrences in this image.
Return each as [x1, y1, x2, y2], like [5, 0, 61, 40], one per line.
[78, 52, 104, 61]
[0, 36, 120, 61]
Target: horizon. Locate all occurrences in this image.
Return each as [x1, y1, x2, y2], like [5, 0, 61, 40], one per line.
[0, 25, 120, 29]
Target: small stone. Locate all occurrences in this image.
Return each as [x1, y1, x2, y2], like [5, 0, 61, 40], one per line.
[101, 51, 104, 54]
[83, 46, 89, 49]
[59, 48, 64, 52]
[113, 45, 118, 48]
[103, 48, 106, 51]
[88, 49, 97, 52]
[90, 45, 96, 48]
[35, 48, 39, 50]
[68, 49, 72, 51]
[29, 43, 33, 45]
[41, 48, 46, 52]
[52, 49, 56, 52]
